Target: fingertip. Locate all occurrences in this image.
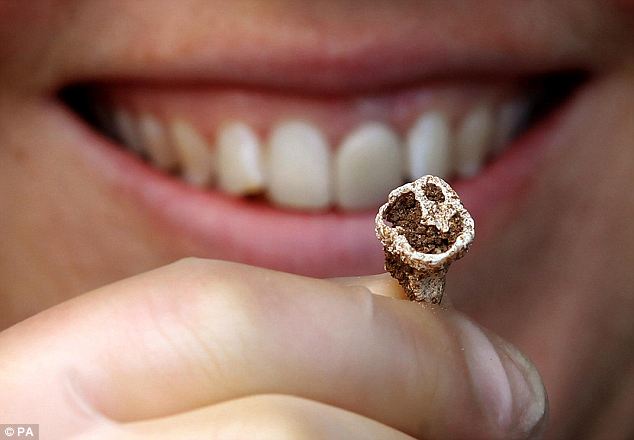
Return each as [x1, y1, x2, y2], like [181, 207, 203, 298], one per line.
[492, 332, 549, 439]
[329, 273, 456, 309]
[450, 313, 548, 439]
[329, 273, 408, 300]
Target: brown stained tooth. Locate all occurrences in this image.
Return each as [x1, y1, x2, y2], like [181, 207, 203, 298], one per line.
[375, 175, 475, 304]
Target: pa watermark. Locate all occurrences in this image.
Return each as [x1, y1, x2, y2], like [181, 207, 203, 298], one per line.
[0, 425, 38, 439]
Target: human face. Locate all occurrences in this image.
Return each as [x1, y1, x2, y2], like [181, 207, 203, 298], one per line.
[0, 2, 632, 316]
[1, 2, 633, 437]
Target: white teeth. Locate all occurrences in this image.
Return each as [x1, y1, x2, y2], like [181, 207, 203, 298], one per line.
[335, 122, 403, 210]
[110, 94, 528, 211]
[216, 122, 265, 195]
[138, 113, 178, 170]
[267, 120, 332, 210]
[169, 119, 215, 186]
[454, 104, 494, 178]
[406, 112, 451, 180]
[492, 100, 530, 154]
[113, 109, 143, 154]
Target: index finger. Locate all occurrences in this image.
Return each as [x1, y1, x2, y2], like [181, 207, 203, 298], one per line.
[0, 258, 546, 439]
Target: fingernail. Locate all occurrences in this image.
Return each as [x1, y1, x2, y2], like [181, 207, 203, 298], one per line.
[492, 333, 548, 438]
[453, 315, 547, 437]
[329, 273, 406, 299]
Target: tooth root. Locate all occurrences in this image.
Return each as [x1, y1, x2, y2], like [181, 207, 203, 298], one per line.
[169, 119, 215, 186]
[406, 112, 451, 180]
[217, 121, 265, 195]
[113, 109, 143, 154]
[335, 122, 403, 210]
[138, 113, 178, 171]
[492, 100, 530, 155]
[267, 120, 331, 210]
[454, 104, 494, 178]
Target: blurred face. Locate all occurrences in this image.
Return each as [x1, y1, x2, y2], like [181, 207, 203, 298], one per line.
[0, 2, 633, 434]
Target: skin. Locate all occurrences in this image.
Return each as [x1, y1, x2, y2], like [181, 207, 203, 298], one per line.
[0, 1, 633, 438]
[1, 260, 546, 439]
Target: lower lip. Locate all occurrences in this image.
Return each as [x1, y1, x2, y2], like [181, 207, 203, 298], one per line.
[53, 85, 575, 277]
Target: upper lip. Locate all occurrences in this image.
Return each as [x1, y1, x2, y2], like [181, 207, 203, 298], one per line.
[45, 5, 596, 95]
[34, 3, 596, 277]
[62, 38, 584, 95]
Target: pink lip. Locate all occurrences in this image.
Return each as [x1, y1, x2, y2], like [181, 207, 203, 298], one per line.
[53, 78, 574, 277]
[46, 6, 587, 96]
[35, 2, 590, 277]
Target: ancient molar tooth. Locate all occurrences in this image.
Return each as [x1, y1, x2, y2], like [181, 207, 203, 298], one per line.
[375, 175, 475, 304]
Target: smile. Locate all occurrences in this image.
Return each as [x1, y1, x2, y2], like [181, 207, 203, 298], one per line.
[53, 33, 586, 276]
[68, 81, 537, 212]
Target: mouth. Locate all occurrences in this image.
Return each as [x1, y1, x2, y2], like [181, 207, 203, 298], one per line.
[57, 68, 585, 276]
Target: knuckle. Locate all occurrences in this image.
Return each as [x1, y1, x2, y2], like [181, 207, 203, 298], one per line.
[164, 258, 253, 304]
[138, 260, 260, 375]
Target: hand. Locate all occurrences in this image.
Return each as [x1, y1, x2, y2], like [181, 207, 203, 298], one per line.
[0, 259, 546, 439]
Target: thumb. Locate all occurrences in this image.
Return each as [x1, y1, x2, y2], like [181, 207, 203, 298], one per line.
[330, 273, 547, 439]
[329, 272, 454, 306]
[330, 273, 407, 299]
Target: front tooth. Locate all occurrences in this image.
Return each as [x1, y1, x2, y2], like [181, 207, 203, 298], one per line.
[406, 112, 451, 180]
[138, 113, 178, 171]
[216, 121, 265, 195]
[335, 122, 403, 210]
[169, 119, 215, 186]
[454, 104, 494, 178]
[492, 100, 530, 155]
[113, 108, 143, 154]
[267, 120, 331, 210]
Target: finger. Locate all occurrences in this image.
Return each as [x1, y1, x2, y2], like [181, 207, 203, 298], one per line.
[0, 258, 546, 439]
[329, 273, 407, 299]
[329, 272, 455, 306]
[87, 394, 415, 439]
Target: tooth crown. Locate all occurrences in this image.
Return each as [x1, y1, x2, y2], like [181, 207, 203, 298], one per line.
[217, 121, 265, 195]
[375, 175, 475, 271]
[103, 92, 528, 212]
[376, 175, 474, 303]
[335, 122, 403, 210]
[267, 120, 332, 210]
[406, 112, 451, 180]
